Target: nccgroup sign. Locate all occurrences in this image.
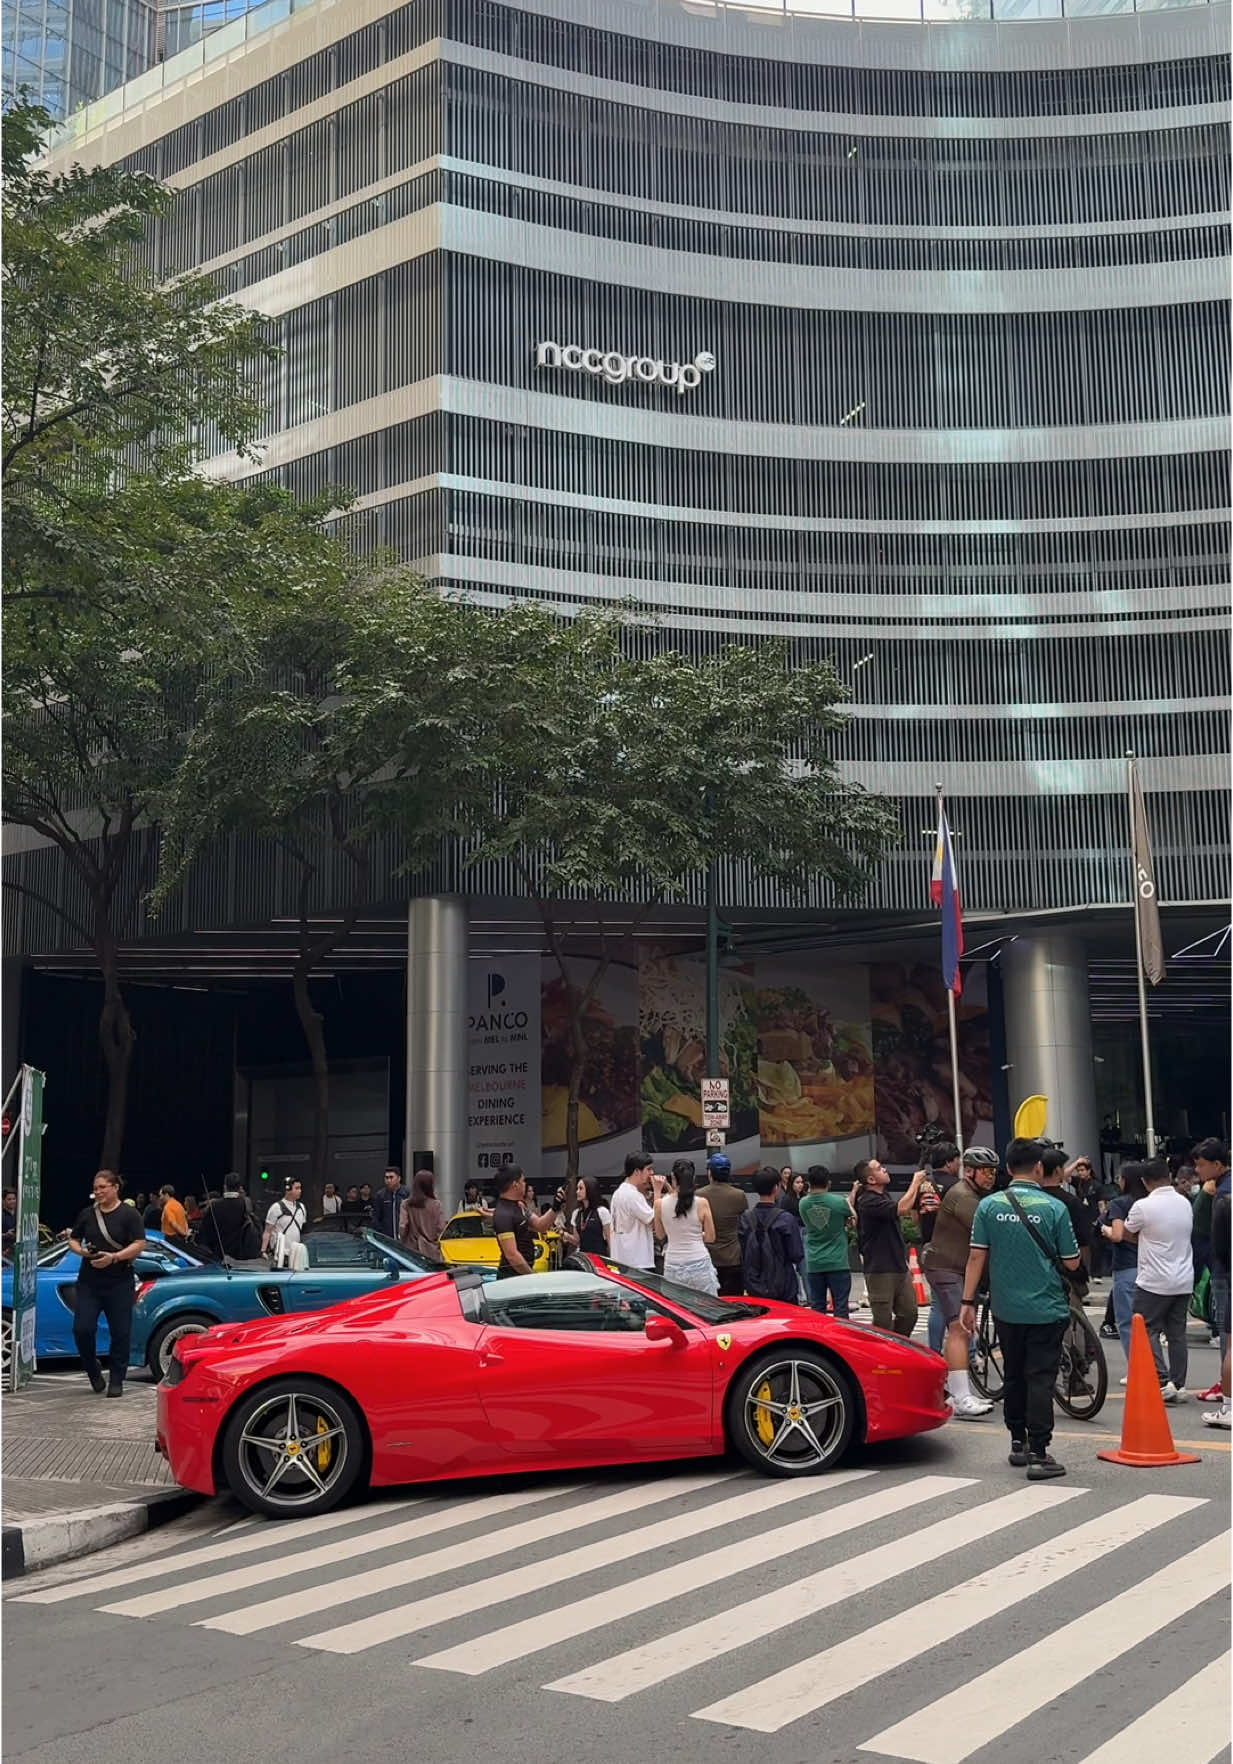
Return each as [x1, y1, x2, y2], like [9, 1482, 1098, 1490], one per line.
[535, 340, 715, 394]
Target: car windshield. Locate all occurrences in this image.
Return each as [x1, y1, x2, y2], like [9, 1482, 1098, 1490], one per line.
[361, 1228, 436, 1271]
[597, 1261, 764, 1323]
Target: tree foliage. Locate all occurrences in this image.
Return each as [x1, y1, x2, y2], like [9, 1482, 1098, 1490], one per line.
[2, 99, 275, 616]
[470, 603, 896, 1178]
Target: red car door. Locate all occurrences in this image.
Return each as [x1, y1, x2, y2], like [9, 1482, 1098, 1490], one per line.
[473, 1271, 714, 1462]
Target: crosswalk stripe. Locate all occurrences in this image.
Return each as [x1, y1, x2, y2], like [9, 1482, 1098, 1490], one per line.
[548, 1482, 1077, 1705]
[101, 1482, 584, 1619]
[204, 1468, 733, 1638]
[15, 1495, 418, 1606]
[418, 1473, 973, 1677]
[296, 1467, 839, 1655]
[861, 1536, 1231, 1764]
[693, 1492, 1206, 1733]
[1069, 1653, 1232, 1764]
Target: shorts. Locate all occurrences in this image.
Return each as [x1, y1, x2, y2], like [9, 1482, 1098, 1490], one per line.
[924, 1264, 964, 1325]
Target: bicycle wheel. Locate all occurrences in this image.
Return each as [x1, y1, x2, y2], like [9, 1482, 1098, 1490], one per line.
[969, 1298, 1005, 1402]
[1053, 1309, 1108, 1420]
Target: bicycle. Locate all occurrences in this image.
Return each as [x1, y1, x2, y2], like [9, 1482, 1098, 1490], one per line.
[966, 1293, 1107, 1421]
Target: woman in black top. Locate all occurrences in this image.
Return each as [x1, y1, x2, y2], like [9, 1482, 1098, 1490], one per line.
[69, 1170, 147, 1396]
[563, 1175, 612, 1257]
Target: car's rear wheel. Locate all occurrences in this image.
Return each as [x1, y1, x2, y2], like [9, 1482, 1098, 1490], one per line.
[147, 1314, 213, 1381]
[221, 1377, 365, 1518]
[727, 1349, 856, 1477]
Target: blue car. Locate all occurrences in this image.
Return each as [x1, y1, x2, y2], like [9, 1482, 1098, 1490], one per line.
[131, 1226, 444, 1379]
[1, 1232, 201, 1378]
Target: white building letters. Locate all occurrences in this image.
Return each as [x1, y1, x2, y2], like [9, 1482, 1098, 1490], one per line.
[535, 340, 715, 395]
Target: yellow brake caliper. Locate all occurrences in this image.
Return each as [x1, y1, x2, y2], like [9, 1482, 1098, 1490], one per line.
[316, 1413, 333, 1473]
[754, 1380, 777, 1447]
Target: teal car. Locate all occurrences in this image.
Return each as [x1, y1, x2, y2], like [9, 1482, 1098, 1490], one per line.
[130, 1226, 441, 1379]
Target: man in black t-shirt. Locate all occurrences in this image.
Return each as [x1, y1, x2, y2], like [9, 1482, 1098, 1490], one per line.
[854, 1159, 926, 1338]
[492, 1165, 555, 1277]
[69, 1169, 147, 1395]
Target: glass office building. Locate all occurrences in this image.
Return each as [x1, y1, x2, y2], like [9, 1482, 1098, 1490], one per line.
[19, 0, 1232, 1196]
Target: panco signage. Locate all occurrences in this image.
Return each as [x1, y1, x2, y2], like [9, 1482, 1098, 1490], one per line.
[535, 340, 715, 395]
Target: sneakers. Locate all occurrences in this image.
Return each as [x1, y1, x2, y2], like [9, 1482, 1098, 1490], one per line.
[105, 1381, 124, 1398]
[87, 1370, 106, 1395]
[1026, 1451, 1067, 1481]
[1202, 1405, 1231, 1429]
[1119, 1376, 1129, 1386]
[1196, 1382, 1223, 1403]
[1007, 1439, 1029, 1467]
[951, 1395, 993, 1421]
[1161, 1381, 1181, 1403]
[1099, 1324, 1118, 1340]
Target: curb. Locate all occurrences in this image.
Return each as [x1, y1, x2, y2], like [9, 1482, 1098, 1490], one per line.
[2, 1487, 201, 1581]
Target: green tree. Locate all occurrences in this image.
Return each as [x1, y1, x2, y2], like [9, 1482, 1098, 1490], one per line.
[472, 605, 896, 1181]
[2, 99, 274, 617]
[3, 482, 355, 1167]
[156, 570, 495, 1213]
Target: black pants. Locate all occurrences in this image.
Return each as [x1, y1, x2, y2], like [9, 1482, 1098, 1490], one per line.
[72, 1279, 134, 1384]
[716, 1265, 744, 1297]
[997, 1317, 1066, 1453]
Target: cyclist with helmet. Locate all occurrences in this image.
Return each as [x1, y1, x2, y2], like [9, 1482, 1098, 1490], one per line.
[921, 1146, 1000, 1419]
[698, 1152, 749, 1296]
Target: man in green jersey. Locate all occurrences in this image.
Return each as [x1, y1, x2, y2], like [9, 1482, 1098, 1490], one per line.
[960, 1137, 1080, 1482]
[798, 1167, 853, 1317]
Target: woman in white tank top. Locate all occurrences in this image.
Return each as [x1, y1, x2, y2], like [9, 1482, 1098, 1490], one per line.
[654, 1159, 718, 1295]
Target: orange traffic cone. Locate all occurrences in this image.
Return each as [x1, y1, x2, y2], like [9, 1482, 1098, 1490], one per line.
[909, 1247, 928, 1306]
[1098, 1313, 1200, 1468]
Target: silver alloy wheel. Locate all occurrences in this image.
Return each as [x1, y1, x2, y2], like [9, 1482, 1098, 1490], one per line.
[234, 1388, 351, 1511]
[742, 1356, 847, 1469]
[156, 1319, 210, 1378]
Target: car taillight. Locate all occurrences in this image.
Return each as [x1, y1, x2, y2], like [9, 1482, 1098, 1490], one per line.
[135, 1280, 156, 1304]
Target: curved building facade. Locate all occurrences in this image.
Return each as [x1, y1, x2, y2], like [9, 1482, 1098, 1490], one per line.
[44, 0, 1230, 919]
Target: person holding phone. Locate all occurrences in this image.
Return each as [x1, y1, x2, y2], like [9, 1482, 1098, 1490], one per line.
[68, 1170, 147, 1396]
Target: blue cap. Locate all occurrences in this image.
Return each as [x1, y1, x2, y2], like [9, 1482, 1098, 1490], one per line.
[707, 1153, 731, 1177]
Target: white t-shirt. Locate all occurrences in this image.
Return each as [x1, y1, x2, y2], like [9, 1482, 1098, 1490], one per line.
[609, 1182, 655, 1269]
[1126, 1188, 1194, 1295]
[265, 1198, 306, 1248]
[322, 1193, 341, 1215]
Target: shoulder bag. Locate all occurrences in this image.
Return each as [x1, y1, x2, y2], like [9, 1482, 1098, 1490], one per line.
[1003, 1188, 1088, 1305]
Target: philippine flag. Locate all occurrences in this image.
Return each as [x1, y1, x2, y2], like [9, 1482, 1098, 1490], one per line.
[930, 811, 964, 997]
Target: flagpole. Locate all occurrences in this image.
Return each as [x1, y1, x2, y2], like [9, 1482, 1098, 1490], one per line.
[936, 782, 965, 1155]
[1126, 751, 1158, 1158]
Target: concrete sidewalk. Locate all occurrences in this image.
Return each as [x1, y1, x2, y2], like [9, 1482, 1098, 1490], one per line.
[2, 1368, 198, 1578]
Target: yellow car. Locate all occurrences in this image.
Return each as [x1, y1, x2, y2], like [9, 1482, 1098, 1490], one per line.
[438, 1209, 561, 1273]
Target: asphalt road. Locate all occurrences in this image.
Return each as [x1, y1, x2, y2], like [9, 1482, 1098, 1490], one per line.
[4, 1329, 1230, 1764]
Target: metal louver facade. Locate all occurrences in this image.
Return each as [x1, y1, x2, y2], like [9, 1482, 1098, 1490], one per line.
[28, 0, 1232, 948]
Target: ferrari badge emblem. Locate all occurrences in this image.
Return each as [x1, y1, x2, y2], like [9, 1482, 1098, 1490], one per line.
[717, 1333, 732, 1352]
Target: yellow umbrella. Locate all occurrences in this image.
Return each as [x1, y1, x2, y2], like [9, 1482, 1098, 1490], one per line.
[1013, 1095, 1048, 1139]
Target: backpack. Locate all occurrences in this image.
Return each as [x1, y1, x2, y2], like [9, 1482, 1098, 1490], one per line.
[741, 1208, 789, 1298]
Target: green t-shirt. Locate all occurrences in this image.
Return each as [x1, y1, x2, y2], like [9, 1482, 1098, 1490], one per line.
[798, 1191, 851, 1273]
[970, 1181, 1079, 1326]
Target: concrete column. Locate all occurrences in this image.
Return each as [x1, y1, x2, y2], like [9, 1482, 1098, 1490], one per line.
[406, 895, 469, 1216]
[1001, 932, 1102, 1165]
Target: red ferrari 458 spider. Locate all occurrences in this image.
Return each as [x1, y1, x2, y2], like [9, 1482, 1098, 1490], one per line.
[157, 1260, 950, 1517]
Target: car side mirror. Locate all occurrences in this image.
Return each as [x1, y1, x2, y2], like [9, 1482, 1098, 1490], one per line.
[645, 1315, 686, 1348]
[383, 1256, 401, 1278]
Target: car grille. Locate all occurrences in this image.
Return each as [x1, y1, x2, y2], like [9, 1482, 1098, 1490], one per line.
[256, 1285, 285, 1315]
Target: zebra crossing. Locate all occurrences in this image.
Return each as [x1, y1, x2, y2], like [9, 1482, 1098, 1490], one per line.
[13, 1465, 1230, 1763]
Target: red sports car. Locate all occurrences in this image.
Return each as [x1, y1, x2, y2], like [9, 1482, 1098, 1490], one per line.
[157, 1261, 950, 1517]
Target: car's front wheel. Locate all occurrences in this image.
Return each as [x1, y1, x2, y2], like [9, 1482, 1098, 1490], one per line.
[221, 1377, 365, 1518]
[147, 1314, 213, 1381]
[728, 1349, 856, 1477]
